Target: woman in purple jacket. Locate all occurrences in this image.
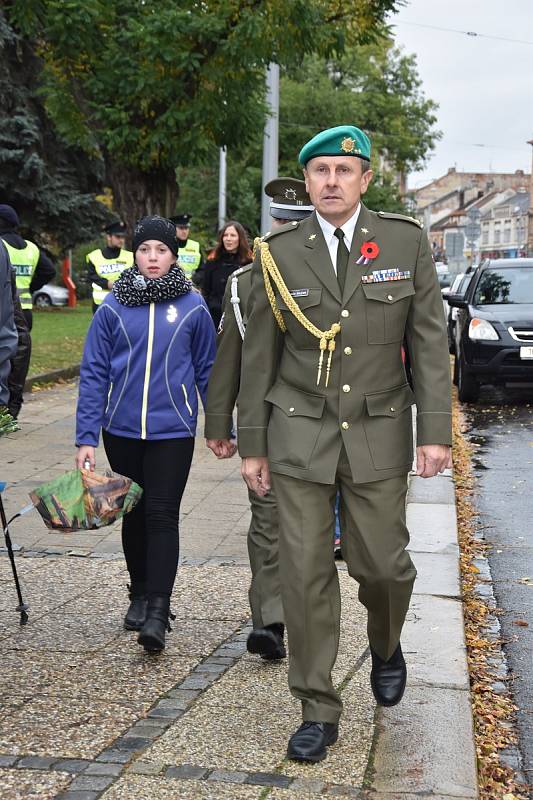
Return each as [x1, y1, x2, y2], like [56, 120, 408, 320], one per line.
[76, 216, 216, 652]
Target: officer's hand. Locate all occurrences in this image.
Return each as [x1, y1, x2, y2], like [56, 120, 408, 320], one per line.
[76, 445, 96, 472]
[241, 457, 271, 496]
[206, 439, 237, 459]
[416, 445, 452, 478]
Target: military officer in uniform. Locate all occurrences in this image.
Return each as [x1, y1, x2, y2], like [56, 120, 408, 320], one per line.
[170, 214, 203, 285]
[205, 178, 313, 661]
[238, 126, 452, 762]
[86, 220, 133, 313]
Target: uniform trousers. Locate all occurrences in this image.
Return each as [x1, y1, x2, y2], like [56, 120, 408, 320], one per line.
[247, 486, 284, 629]
[271, 447, 416, 724]
[102, 431, 194, 598]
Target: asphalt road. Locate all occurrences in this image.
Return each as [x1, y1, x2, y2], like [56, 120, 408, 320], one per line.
[464, 386, 533, 779]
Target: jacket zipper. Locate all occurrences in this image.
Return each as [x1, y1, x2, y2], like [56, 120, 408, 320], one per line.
[181, 384, 193, 416]
[141, 303, 155, 439]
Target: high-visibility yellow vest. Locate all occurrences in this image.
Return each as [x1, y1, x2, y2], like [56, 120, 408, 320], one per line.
[177, 239, 201, 278]
[3, 240, 40, 310]
[87, 248, 133, 305]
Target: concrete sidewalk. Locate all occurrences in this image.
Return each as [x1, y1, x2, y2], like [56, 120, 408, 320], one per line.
[0, 383, 478, 799]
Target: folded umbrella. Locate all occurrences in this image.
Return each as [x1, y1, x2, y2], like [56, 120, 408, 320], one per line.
[30, 468, 143, 532]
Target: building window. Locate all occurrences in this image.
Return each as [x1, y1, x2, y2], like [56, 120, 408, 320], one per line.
[494, 230, 501, 244]
[504, 229, 511, 243]
[482, 232, 488, 244]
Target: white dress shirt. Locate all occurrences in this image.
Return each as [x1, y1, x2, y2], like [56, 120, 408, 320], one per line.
[315, 205, 361, 276]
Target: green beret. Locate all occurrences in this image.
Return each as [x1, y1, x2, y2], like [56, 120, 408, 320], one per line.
[298, 125, 371, 166]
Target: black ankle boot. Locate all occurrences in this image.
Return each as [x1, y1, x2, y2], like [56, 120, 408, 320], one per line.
[137, 595, 175, 652]
[124, 584, 148, 631]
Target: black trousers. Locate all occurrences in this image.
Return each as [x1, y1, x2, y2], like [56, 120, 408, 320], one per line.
[102, 431, 195, 598]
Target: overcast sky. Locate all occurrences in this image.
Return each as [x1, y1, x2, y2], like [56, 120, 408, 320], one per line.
[389, 0, 533, 189]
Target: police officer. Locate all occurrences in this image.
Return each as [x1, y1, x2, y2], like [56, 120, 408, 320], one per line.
[205, 179, 313, 661]
[0, 204, 55, 331]
[170, 214, 203, 285]
[86, 221, 133, 313]
[238, 126, 452, 762]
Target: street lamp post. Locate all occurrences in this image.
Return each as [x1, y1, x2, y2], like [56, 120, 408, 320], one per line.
[218, 147, 227, 231]
[260, 63, 279, 235]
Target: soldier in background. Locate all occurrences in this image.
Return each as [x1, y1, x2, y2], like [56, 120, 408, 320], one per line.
[86, 221, 133, 314]
[205, 178, 313, 661]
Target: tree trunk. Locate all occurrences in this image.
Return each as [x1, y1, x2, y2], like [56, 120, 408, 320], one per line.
[105, 160, 178, 236]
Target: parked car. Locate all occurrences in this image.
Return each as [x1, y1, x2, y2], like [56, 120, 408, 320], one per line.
[442, 272, 473, 353]
[448, 258, 533, 402]
[32, 283, 68, 308]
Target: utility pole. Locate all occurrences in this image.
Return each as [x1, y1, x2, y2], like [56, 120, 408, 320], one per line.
[218, 147, 227, 231]
[260, 63, 279, 235]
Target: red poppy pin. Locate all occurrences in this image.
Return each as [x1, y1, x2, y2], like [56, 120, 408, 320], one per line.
[356, 241, 380, 265]
[361, 242, 379, 260]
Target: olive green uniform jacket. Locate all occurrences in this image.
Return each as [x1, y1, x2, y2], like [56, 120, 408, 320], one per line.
[237, 205, 452, 484]
[204, 266, 251, 440]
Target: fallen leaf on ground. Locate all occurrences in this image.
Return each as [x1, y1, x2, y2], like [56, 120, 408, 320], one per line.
[512, 620, 529, 627]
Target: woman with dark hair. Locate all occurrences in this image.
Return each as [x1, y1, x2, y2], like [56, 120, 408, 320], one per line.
[75, 215, 216, 652]
[202, 220, 252, 328]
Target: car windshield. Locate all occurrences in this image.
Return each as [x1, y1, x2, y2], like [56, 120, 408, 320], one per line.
[473, 268, 533, 305]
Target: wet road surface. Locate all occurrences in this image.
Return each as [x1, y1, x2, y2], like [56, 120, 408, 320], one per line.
[463, 386, 533, 779]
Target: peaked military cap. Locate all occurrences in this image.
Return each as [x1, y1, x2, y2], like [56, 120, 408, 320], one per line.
[298, 125, 371, 166]
[104, 220, 127, 236]
[264, 177, 314, 221]
[170, 214, 192, 226]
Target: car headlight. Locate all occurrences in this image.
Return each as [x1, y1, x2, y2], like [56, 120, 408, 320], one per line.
[468, 318, 499, 341]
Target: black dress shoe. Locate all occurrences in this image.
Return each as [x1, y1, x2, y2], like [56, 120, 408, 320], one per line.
[370, 643, 407, 706]
[246, 623, 286, 660]
[287, 721, 338, 762]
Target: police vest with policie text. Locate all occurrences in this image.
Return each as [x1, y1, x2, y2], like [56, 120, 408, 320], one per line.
[2, 239, 40, 310]
[177, 239, 201, 278]
[87, 248, 133, 306]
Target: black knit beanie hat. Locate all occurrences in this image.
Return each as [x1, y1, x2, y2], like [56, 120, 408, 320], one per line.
[132, 215, 179, 256]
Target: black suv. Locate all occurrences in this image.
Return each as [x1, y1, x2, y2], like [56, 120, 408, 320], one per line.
[448, 258, 533, 402]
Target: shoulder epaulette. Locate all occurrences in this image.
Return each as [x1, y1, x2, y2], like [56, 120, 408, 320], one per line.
[262, 220, 300, 242]
[377, 211, 423, 228]
[232, 264, 253, 279]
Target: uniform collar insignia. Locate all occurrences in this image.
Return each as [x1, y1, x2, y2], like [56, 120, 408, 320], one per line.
[308, 234, 317, 240]
[361, 227, 369, 234]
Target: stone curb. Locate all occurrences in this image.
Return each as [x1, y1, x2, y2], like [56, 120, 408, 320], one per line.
[366, 471, 480, 798]
[24, 364, 80, 392]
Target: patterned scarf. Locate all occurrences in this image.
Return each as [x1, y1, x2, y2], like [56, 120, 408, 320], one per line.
[113, 263, 192, 307]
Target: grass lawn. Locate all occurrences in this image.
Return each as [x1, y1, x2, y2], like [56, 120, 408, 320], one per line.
[29, 302, 92, 377]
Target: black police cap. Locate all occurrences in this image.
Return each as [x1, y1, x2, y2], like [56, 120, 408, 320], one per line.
[170, 214, 192, 227]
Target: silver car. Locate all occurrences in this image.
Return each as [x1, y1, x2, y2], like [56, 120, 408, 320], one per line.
[32, 283, 69, 308]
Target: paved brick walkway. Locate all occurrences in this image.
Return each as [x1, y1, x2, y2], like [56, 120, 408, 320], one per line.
[0, 382, 478, 799]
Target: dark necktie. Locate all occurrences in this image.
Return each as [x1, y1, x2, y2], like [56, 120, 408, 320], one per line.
[334, 228, 349, 293]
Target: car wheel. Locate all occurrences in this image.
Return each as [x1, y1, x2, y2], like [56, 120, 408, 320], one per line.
[34, 293, 52, 308]
[457, 355, 480, 403]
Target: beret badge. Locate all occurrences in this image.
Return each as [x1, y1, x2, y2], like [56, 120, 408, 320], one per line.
[341, 136, 356, 153]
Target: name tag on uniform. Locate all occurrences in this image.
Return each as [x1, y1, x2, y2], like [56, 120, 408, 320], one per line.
[289, 289, 310, 298]
[361, 269, 411, 284]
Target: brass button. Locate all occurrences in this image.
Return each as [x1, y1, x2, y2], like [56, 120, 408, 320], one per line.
[289, 407, 295, 412]
[341, 309, 349, 318]
[342, 384, 351, 393]
[344, 346, 352, 355]
[341, 421, 350, 430]
[390, 406, 395, 412]
[387, 294, 393, 301]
